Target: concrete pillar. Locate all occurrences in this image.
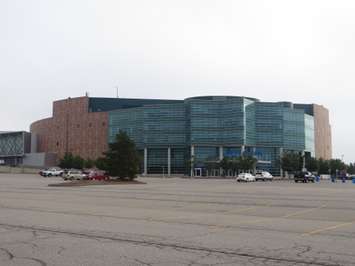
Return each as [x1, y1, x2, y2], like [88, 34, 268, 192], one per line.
[279, 147, 284, 178]
[144, 148, 148, 176]
[219, 146, 223, 176]
[190, 145, 195, 177]
[219, 146, 223, 161]
[302, 151, 306, 171]
[241, 145, 245, 155]
[168, 147, 171, 177]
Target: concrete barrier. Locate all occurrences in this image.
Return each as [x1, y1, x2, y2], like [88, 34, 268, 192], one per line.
[0, 166, 41, 174]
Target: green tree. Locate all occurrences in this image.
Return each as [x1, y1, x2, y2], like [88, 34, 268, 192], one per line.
[329, 159, 346, 176]
[348, 163, 355, 175]
[306, 157, 318, 173]
[72, 155, 84, 169]
[59, 153, 85, 169]
[281, 152, 302, 173]
[84, 158, 95, 169]
[100, 131, 140, 180]
[219, 158, 230, 176]
[238, 156, 257, 172]
[95, 157, 108, 171]
[318, 158, 330, 175]
[230, 157, 241, 175]
[59, 152, 75, 169]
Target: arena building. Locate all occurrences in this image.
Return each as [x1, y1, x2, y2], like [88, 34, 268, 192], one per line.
[30, 95, 332, 176]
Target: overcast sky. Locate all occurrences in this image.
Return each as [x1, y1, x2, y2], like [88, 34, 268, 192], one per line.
[0, 0, 354, 161]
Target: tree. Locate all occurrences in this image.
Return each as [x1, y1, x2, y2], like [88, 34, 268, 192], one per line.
[95, 157, 108, 171]
[318, 158, 330, 175]
[230, 157, 240, 175]
[84, 158, 95, 169]
[329, 159, 346, 176]
[100, 131, 140, 180]
[219, 158, 230, 176]
[281, 152, 302, 173]
[72, 155, 84, 169]
[306, 157, 318, 173]
[348, 163, 355, 175]
[59, 153, 85, 169]
[238, 156, 257, 172]
[59, 152, 75, 169]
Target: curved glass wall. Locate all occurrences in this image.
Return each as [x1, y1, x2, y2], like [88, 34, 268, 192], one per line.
[108, 96, 316, 176]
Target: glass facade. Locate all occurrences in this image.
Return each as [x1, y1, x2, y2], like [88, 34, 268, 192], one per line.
[108, 96, 316, 176]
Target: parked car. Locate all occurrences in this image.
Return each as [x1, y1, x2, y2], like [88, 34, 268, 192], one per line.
[39, 168, 48, 176]
[236, 173, 256, 182]
[294, 171, 315, 183]
[86, 170, 109, 181]
[40, 168, 64, 177]
[64, 170, 87, 181]
[255, 171, 273, 181]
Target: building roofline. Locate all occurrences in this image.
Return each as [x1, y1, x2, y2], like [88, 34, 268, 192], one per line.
[0, 131, 29, 135]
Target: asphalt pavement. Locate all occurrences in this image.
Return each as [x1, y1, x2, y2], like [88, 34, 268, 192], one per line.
[0, 174, 355, 266]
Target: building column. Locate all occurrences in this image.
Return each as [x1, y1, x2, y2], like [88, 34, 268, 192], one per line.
[279, 147, 284, 178]
[167, 147, 171, 177]
[241, 145, 245, 155]
[219, 146, 223, 176]
[144, 147, 148, 176]
[302, 151, 306, 171]
[190, 145, 195, 177]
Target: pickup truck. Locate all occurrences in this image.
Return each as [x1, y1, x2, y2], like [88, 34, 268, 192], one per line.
[40, 168, 64, 177]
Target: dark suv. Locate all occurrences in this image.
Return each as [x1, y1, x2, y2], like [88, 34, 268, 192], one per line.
[294, 171, 315, 183]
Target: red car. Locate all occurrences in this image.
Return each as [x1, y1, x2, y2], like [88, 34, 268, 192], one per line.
[86, 170, 110, 181]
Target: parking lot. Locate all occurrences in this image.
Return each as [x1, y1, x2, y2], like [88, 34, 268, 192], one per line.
[0, 174, 355, 266]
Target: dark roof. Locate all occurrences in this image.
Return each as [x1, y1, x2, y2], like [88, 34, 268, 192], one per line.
[89, 97, 183, 112]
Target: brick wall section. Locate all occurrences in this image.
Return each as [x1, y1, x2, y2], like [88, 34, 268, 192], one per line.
[313, 104, 332, 160]
[30, 97, 108, 161]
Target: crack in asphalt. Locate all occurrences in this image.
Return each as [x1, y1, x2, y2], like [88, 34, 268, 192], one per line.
[0, 247, 47, 266]
[0, 223, 341, 266]
[1, 204, 354, 240]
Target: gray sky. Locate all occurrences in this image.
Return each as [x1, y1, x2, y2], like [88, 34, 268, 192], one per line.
[0, 0, 354, 162]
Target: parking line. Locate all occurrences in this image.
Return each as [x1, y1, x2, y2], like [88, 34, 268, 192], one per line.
[282, 205, 327, 218]
[302, 221, 354, 236]
[227, 206, 259, 214]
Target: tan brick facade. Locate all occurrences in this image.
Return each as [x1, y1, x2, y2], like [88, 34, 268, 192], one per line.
[313, 104, 332, 160]
[30, 97, 108, 161]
